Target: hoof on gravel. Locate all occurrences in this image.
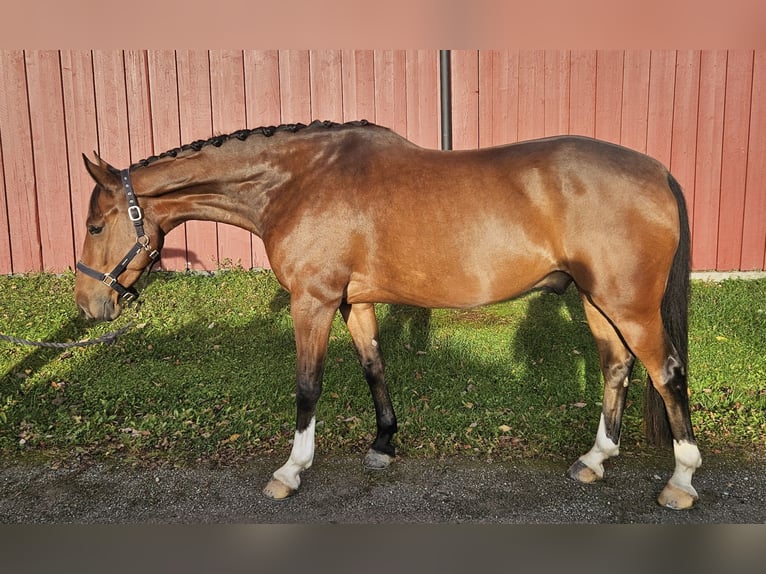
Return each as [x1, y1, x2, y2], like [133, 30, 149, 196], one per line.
[364, 449, 393, 470]
[263, 478, 296, 500]
[658, 482, 698, 510]
[567, 459, 602, 484]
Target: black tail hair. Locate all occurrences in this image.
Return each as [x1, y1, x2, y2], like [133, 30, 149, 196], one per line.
[643, 173, 691, 447]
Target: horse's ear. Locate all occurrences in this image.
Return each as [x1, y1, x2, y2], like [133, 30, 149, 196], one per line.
[93, 152, 110, 169]
[82, 153, 120, 189]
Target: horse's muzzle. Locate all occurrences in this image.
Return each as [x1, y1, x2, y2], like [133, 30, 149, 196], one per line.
[76, 293, 122, 322]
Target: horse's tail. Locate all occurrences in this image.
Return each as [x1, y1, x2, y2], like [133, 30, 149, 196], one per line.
[643, 172, 691, 447]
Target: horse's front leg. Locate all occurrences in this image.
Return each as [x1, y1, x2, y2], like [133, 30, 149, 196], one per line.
[263, 293, 337, 500]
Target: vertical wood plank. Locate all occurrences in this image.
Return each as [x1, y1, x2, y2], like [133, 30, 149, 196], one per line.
[374, 50, 407, 137]
[692, 50, 727, 270]
[279, 50, 311, 124]
[61, 50, 99, 264]
[451, 50, 479, 150]
[124, 50, 154, 164]
[479, 50, 519, 147]
[742, 50, 766, 270]
[244, 50, 282, 128]
[717, 50, 754, 270]
[646, 50, 677, 167]
[620, 50, 650, 152]
[147, 50, 186, 271]
[517, 50, 546, 141]
[405, 50, 439, 148]
[669, 50, 700, 233]
[594, 50, 624, 144]
[210, 49, 252, 269]
[93, 50, 131, 168]
[25, 50, 74, 272]
[0, 50, 41, 272]
[477, 51, 493, 148]
[0, 138, 9, 273]
[176, 49, 217, 271]
[244, 50, 281, 269]
[544, 50, 570, 137]
[568, 50, 597, 137]
[341, 50, 376, 122]
[310, 50, 343, 123]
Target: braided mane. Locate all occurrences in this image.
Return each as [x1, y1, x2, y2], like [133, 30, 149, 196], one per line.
[132, 119, 373, 169]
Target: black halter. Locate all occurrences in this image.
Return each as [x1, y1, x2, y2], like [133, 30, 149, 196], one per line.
[76, 169, 159, 303]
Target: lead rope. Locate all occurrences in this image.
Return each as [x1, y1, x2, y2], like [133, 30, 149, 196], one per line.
[0, 321, 140, 349]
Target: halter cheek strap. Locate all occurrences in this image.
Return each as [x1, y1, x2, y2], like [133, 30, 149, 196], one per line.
[76, 169, 159, 303]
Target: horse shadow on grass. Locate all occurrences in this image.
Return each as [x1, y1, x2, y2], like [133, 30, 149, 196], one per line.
[511, 289, 602, 402]
[370, 289, 605, 457]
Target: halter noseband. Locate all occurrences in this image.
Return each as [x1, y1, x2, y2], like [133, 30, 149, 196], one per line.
[76, 169, 159, 303]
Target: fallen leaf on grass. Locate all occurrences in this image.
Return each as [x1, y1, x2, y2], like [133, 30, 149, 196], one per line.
[120, 427, 150, 438]
[220, 433, 240, 444]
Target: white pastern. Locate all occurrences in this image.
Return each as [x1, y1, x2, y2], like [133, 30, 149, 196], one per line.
[669, 439, 702, 493]
[271, 417, 316, 491]
[578, 413, 620, 478]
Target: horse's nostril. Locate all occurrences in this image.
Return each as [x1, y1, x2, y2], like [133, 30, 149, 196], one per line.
[75, 296, 92, 320]
[102, 298, 122, 321]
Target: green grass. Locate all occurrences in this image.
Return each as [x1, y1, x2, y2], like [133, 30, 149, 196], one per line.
[1, 270, 764, 466]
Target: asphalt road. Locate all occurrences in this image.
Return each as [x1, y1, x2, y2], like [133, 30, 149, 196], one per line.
[1, 450, 764, 523]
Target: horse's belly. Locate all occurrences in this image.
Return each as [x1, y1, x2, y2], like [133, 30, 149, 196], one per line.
[343, 209, 561, 308]
[345, 258, 552, 309]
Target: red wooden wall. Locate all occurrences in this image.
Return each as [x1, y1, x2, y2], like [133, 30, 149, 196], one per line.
[0, 50, 764, 274]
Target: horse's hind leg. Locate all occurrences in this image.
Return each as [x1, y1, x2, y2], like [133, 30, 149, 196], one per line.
[568, 294, 635, 483]
[263, 293, 338, 500]
[583, 296, 701, 509]
[340, 302, 398, 469]
[617, 317, 701, 509]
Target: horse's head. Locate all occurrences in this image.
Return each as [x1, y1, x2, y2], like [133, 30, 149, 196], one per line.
[75, 154, 163, 321]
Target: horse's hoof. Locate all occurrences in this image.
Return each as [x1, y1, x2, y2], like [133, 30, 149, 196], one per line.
[658, 482, 698, 510]
[263, 478, 296, 500]
[364, 449, 393, 470]
[567, 459, 602, 483]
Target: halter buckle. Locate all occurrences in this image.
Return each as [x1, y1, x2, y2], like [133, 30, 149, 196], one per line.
[101, 273, 117, 287]
[120, 290, 137, 303]
[128, 205, 143, 222]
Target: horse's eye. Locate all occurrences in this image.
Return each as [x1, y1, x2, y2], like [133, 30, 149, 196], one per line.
[88, 225, 103, 236]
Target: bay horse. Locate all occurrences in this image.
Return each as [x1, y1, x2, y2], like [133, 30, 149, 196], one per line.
[74, 120, 701, 509]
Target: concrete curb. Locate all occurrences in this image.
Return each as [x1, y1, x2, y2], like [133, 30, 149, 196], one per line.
[691, 271, 766, 282]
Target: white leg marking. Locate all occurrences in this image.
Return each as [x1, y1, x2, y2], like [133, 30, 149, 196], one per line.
[668, 439, 702, 495]
[271, 417, 316, 491]
[577, 413, 620, 478]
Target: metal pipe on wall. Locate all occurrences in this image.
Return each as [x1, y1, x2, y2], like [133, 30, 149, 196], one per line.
[439, 49, 452, 151]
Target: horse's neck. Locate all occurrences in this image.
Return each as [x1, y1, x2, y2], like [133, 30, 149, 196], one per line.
[134, 148, 287, 237]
